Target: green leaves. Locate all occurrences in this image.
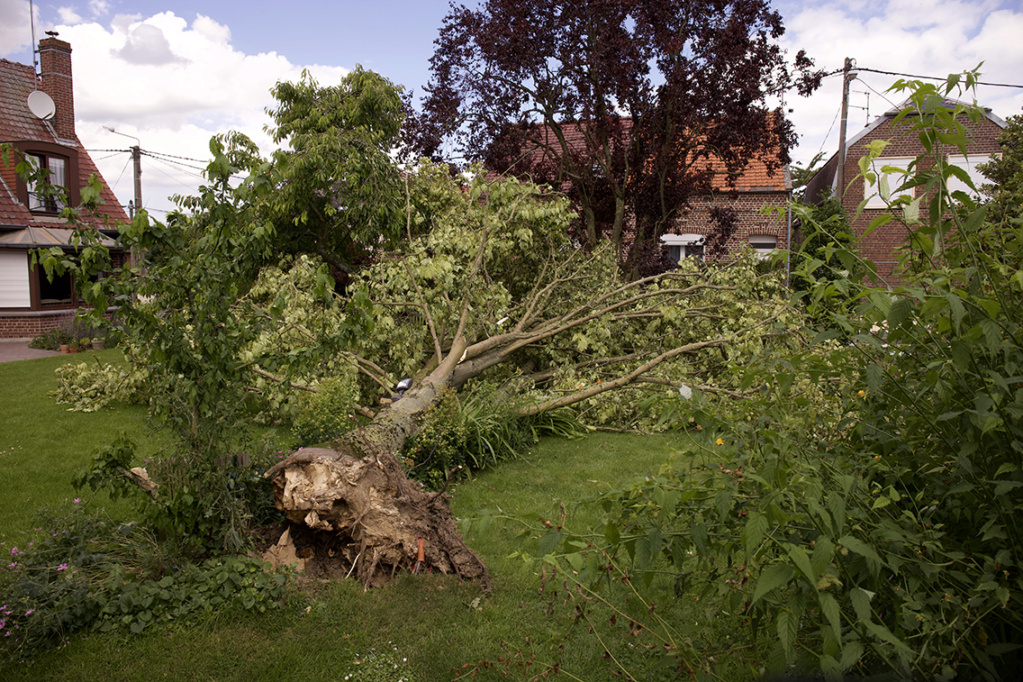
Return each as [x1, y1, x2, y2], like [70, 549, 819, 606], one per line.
[752, 564, 794, 605]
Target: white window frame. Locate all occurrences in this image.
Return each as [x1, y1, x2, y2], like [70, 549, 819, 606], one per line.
[26, 152, 68, 213]
[748, 234, 778, 259]
[946, 153, 999, 200]
[660, 233, 705, 262]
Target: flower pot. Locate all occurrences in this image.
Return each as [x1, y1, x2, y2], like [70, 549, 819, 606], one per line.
[92, 340, 105, 351]
[59, 344, 69, 354]
[69, 347, 78, 354]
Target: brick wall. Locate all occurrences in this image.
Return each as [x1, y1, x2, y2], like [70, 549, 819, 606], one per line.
[0, 311, 76, 339]
[837, 115, 1005, 284]
[661, 190, 791, 255]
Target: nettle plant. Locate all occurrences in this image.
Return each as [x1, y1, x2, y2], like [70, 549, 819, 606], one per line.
[517, 73, 1023, 680]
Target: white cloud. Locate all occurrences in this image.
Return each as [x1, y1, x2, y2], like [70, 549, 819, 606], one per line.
[89, 0, 111, 17]
[0, 0, 33, 55]
[58, 7, 84, 24]
[44, 11, 348, 215]
[777, 0, 1023, 169]
[114, 22, 184, 65]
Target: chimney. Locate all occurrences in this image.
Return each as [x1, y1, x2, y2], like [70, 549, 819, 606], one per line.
[38, 37, 75, 141]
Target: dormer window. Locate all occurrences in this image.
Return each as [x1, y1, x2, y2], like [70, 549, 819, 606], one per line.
[6, 141, 79, 211]
[26, 152, 68, 212]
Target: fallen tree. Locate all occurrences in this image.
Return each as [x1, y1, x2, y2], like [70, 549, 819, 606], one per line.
[49, 81, 796, 589]
[251, 166, 792, 589]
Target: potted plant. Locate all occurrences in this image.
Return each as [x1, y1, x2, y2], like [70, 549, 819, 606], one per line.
[92, 337, 105, 351]
[59, 343, 70, 354]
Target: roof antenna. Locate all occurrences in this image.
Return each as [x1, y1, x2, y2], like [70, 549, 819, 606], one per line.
[29, 0, 39, 81]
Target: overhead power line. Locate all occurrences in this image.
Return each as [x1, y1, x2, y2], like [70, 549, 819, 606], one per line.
[852, 66, 1023, 90]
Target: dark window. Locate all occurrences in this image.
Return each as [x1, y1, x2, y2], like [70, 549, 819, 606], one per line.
[38, 268, 74, 305]
[668, 243, 704, 262]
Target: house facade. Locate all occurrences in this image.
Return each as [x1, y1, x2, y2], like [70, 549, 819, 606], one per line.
[0, 37, 128, 338]
[490, 118, 793, 268]
[657, 156, 792, 263]
[804, 100, 1006, 285]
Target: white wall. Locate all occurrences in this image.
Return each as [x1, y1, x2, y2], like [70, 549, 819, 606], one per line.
[0, 251, 31, 308]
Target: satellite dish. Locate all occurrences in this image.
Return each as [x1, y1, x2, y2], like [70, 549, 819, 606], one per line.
[27, 90, 56, 120]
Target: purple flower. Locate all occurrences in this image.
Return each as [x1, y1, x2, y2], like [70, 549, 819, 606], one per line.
[9, 547, 17, 556]
[24, 609, 34, 616]
[73, 498, 82, 504]
[57, 563, 68, 571]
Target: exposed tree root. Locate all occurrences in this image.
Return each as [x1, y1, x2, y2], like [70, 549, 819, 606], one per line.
[264, 446, 490, 593]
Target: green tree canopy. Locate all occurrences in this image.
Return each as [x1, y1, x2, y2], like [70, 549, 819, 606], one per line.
[265, 67, 406, 278]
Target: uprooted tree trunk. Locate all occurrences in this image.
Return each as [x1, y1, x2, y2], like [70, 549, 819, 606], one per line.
[262, 338, 494, 591]
[262, 249, 786, 592]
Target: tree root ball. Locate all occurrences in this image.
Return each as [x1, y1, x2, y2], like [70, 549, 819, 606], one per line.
[263, 447, 490, 592]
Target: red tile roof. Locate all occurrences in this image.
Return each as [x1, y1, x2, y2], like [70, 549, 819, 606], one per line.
[0, 57, 129, 231]
[510, 119, 789, 193]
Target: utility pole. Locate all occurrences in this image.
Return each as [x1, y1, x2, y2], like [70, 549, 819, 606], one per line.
[131, 145, 142, 219]
[835, 57, 855, 203]
[103, 126, 142, 217]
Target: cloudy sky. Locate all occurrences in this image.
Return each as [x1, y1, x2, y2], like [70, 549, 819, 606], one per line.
[2, 0, 1021, 216]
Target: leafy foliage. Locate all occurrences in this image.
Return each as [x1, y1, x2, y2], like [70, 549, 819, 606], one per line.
[521, 73, 1023, 680]
[51, 361, 149, 412]
[401, 383, 586, 489]
[265, 67, 406, 278]
[291, 371, 361, 446]
[26, 316, 95, 351]
[0, 503, 287, 665]
[419, 0, 823, 263]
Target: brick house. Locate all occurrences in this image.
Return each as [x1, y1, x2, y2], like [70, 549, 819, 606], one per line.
[803, 99, 1006, 285]
[490, 118, 792, 268]
[0, 37, 128, 338]
[657, 155, 791, 264]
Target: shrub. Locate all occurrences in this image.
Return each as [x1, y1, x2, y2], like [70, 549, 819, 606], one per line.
[27, 316, 92, 350]
[402, 382, 586, 489]
[291, 371, 361, 446]
[524, 73, 1023, 681]
[0, 502, 288, 665]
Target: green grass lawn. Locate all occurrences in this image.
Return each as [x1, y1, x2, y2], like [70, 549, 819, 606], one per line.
[1, 353, 706, 681]
[0, 350, 174, 547]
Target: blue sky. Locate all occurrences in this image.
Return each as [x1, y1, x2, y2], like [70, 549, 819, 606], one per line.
[2, 0, 1021, 215]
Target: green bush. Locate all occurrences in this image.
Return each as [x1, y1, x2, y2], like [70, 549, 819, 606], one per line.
[0, 503, 288, 665]
[290, 371, 361, 446]
[527, 73, 1023, 681]
[402, 382, 586, 489]
[73, 435, 286, 555]
[27, 317, 92, 350]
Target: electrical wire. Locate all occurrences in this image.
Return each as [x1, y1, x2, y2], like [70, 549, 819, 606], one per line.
[144, 150, 210, 164]
[141, 150, 207, 173]
[816, 103, 842, 159]
[856, 79, 900, 112]
[109, 155, 132, 196]
[855, 66, 1023, 90]
[146, 157, 205, 189]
